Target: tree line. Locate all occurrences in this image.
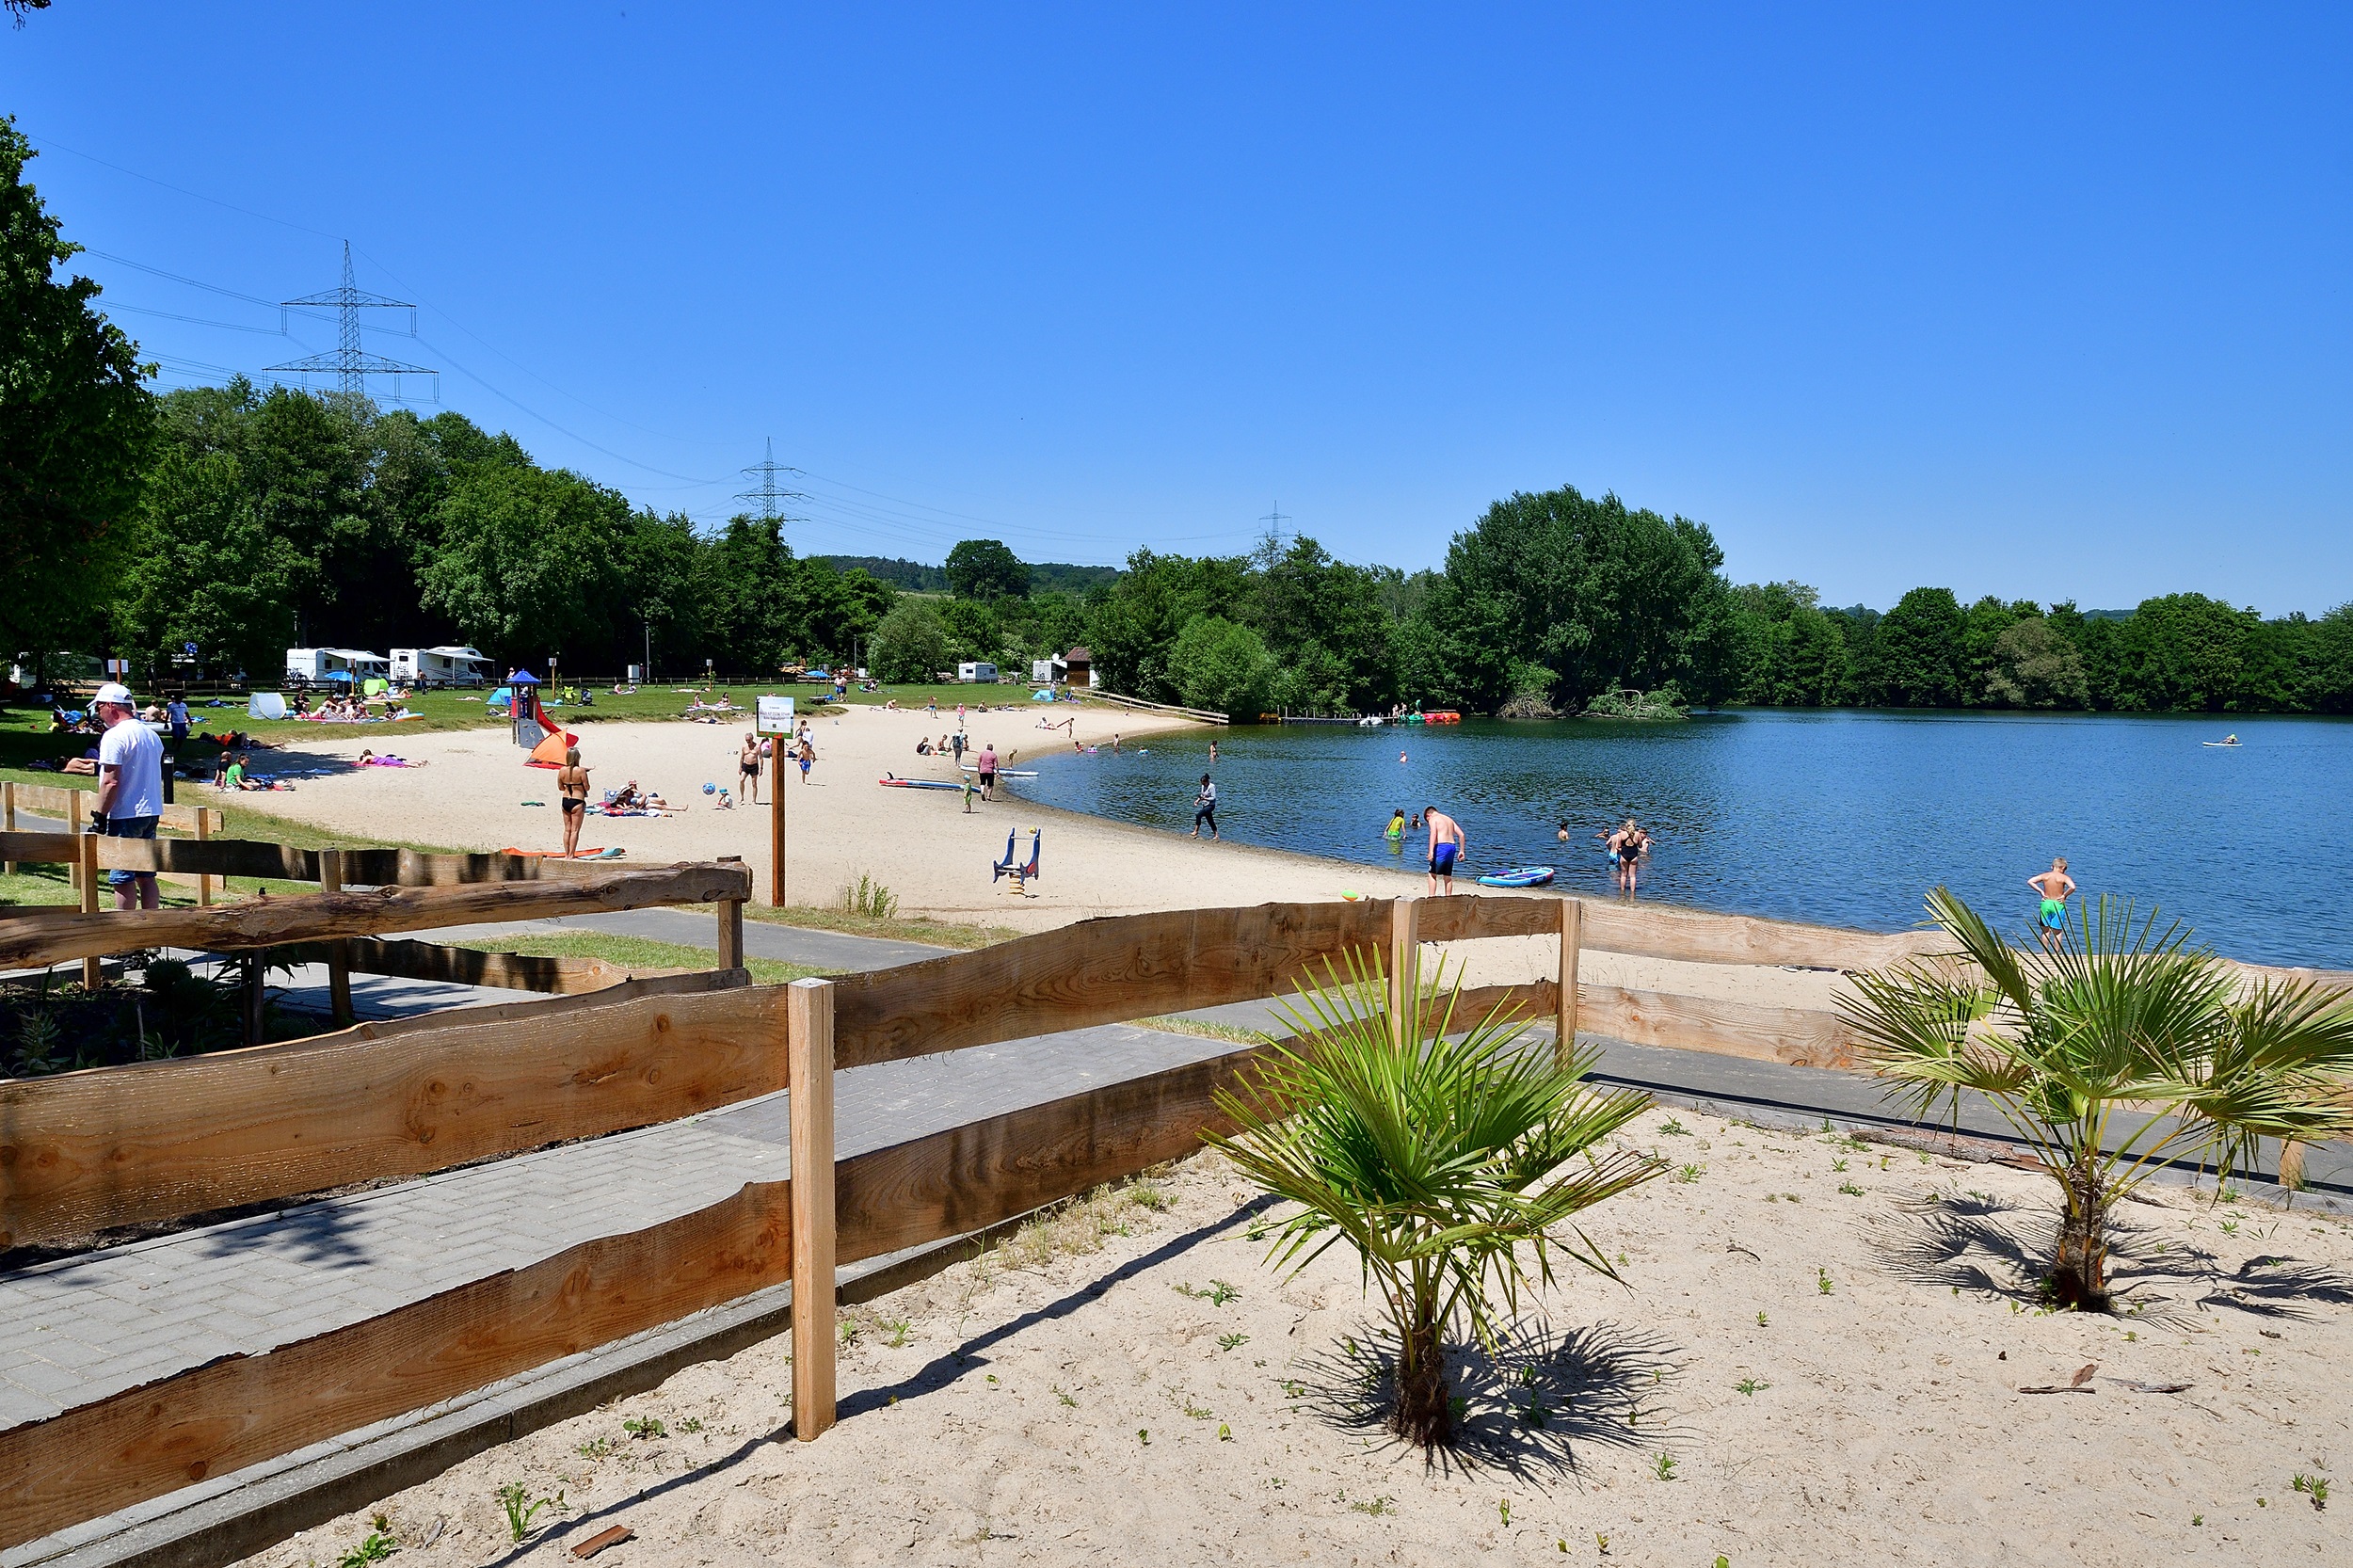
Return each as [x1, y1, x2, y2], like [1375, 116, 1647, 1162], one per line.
[8, 117, 2349, 712]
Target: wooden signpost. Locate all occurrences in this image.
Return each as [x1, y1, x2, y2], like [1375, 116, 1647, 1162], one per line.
[758, 696, 794, 907]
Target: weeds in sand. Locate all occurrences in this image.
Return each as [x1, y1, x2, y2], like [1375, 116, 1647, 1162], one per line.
[1136, 1429, 1150, 1445]
[1734, 1378, 1769, 1397]
[1817, 1268, 1834, 1295]
[1052, 1384, 1077, 1406]
[1658, 1118, 1690, 1136]
[1831, 1158, 1849, 1173]
[679, 1417, 703, 1433]
[574, 1436, 614, 1459]
[838, 874, 900, 920]
[1128, 1182, 1171, 1211]
[880, 1317, 912, 1347]
[1675, 1163, 1705, 1184]
[1755, 1311, 1769, 1326]
[1218, 1332, 1251, 1351]
[1839, 1180, 1865, 1196]
[1594, 1532, 1610, 1554]
[1280, 1378, 1307, 1399]
[621, 1416, 666, 1441]
[1180, 1395, 1215, 1420]
[1348, 1495, 1397, 1516]
[1219, 1422, 1233, 1440]
[2192, 1514, 2203, 1526]
[2293, 1473, 2329, 1510]
[1175, 1279, 1241, 1305]
[494, 1483, 565, 1544]
[1652, 1454, 1678, 1481]
[336, 1531, 396, 1568]
[2219, 1219, 2240, 1236]
[1499, 1498, 1512, 1526]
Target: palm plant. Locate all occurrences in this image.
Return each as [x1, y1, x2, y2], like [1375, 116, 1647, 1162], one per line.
[1843, 888, 2353, 1310]
[1209, 952, 1662, 1450]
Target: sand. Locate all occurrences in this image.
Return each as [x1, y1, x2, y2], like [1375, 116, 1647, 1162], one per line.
[215, 705, 1849, 1009]
[242, 1112, 2353, 1568]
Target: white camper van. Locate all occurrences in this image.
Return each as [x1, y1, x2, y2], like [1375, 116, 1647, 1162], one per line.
[283, 648, 391, 688]
[391, 646, 490, 689]
[957, 662, 1000, 684]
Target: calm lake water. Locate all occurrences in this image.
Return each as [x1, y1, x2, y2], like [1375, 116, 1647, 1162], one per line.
[1015, 711, 2353, 968]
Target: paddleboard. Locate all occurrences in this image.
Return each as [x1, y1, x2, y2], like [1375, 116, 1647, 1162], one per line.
[2202, 742, 2241, 747]
[1478, 866, 1556, 888]
[880, 777, 964, 790]
[958, 764, 1041, 776]
[501, 846, 625, 859]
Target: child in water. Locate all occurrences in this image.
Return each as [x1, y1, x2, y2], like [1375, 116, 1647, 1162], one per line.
[1387, 808, 1407, 842]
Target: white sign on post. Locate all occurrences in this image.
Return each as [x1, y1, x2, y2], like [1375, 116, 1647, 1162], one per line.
[756, 695, 796, 736]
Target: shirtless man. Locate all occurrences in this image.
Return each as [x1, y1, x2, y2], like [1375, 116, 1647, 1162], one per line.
[2027, 856, 2076, 952]
[1424, 805, 1466, 895]
[739, 733, 762, 805]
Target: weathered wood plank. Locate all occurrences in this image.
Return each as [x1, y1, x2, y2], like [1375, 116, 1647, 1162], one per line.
[0, 982, 786, 1251]
[1577, 899, 1936, 972]
[0, 861, 752, 969]
[787, 980, 836, 1440]
[0, 1179, 793, 1551]
[2, 782, 211, 834]
[332, 936, 683, 995]
[1577, 983, 1860, 1069]
[1415, 894, 1559, 943]
[828, 900, 1389, 1070]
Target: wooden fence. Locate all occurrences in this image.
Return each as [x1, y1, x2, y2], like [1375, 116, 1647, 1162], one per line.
[0, 886, 1947, 1550]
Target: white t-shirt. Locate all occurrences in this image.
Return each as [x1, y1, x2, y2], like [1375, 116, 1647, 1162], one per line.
[98, 719, 165, 819]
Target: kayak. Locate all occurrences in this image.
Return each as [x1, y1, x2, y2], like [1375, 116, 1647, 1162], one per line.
[879, 776, 963, 791]
[1478, 866, 1556, 888]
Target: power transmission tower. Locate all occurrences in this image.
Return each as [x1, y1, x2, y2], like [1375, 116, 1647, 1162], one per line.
[1255, 500, 1293, 567]
[264, 242, 437, 401]
[736, 438, 808, 525]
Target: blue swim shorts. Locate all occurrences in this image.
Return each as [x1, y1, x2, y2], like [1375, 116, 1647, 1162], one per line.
[1431, 842, 1459, 875]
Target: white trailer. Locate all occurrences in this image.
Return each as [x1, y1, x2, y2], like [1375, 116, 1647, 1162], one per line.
[284, 648, 391, 686]
[391, 646, 490, 688]
[957, 662, 999, 684]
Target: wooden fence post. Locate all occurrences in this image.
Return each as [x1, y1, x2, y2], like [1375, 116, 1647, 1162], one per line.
[320, 848, 352, 1027]
[787, 976, 837, 1440]
[2279, 1141, 2307, 1193]
[1387, 896, 1418, 1048]
[717, 856, 745, 973]
[1556, 897, 1582, 1067]
[196, 806, 215, 908]
[2, 781, 14, 874]
[66, 792, 84, 892]
[78, 834, 102, 992]
[770, 747, 787, 908]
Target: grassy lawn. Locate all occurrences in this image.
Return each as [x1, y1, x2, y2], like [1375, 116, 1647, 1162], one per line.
[446, 930, 835, 988]
[742, 901, 1020, 951]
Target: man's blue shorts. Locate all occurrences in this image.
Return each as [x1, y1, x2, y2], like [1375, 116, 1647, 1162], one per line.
[100, 813, 159, 888]
[1431, 842, 1459, 875]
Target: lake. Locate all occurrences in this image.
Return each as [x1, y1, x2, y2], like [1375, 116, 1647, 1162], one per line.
[1016, 710, 2353, 969]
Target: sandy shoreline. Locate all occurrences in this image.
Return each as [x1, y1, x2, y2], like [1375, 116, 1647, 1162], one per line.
[241, 1114, 2353, 1568]
[218, 706, 1856, 1010]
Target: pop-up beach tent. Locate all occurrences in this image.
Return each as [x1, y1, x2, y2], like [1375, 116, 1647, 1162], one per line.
[526, 727, 581, 769]
[248, 692, 288, 721]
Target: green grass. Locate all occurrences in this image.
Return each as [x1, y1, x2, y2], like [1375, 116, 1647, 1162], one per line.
[1134, 1015, 1263, 1045]
[743, 902, 1019, 951]
[449, 931, 836, 987]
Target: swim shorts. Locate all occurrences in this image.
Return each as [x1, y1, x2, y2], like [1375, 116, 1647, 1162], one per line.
[2040, 898, 2066, 930]
[1431, 843, 1459, 875]
[100, 812, 159, 888]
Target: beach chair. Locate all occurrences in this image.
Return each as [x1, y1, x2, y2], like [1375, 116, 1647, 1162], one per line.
[992, 827, 1041, 895]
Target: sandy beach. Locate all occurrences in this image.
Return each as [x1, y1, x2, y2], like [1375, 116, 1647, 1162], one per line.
[219, 704, 1852, 1010]
[240, 1112, 2353, 1568]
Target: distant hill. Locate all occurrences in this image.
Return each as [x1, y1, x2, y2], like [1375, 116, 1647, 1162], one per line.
[819, 555, 1121, 595]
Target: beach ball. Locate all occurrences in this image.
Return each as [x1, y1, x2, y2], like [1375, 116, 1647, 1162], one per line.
[702, 781, 716, 794]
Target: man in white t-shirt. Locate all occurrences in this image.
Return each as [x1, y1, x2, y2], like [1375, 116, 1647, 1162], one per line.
[92, 682, 165, 910]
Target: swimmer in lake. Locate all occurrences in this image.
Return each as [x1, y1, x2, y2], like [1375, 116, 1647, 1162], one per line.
[2027, 856, 2076, 953]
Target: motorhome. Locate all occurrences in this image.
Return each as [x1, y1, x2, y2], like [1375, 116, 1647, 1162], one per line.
[957, 662, 1000, 683]
[390, 646, 490, 688]
[284, 648, 391, 687]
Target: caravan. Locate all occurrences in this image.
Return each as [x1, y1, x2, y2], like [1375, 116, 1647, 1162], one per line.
[283, 648, 391, 689]
[391, 646, 490, 689]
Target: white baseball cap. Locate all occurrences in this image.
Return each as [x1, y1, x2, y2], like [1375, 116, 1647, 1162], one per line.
[93, 682, 136, 708]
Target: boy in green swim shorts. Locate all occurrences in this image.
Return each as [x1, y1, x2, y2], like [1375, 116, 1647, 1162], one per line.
[2027, 856, 2076, 953]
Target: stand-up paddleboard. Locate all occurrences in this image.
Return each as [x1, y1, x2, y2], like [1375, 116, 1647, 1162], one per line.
[1477, 866, 1556, 888]
[2202, 741, 2241, 747]
[959, 764, 1041, 776]
[501, 846, 625, 859]
[879, 776, 964, 790]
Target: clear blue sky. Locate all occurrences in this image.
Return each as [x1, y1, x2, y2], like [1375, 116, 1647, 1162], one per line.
[8, 4, 2348, 613]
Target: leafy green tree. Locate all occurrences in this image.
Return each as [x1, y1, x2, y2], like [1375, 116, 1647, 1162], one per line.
[1961, 596, 2041, 703]
[1, 118, 155, 674]
[944, 537, 1030, 600]
[1253, 537, 1398, 712]
[420, 465, 630, 663]
[869, 599, 953, 683]
[936, 596, 1003, 664]
[113, 446, 294, 680]
[699, 515, 800, 673]
[2109, 593, 2257, 712]
[1846, 888, 2353, 1309]
[1866, 587, 1967, 706]
[1163, 615, 1274, 717]
[2312, 604, 2353, 715]
[1980, 616, 2089, 708]
[1086, 549, 1254, 699]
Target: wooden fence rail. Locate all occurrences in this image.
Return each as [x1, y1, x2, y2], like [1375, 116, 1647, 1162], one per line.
[0, 828, 620, 888]
[0, 860, 751, 969]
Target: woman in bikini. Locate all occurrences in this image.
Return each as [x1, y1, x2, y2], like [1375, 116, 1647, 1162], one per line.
[556, 747, 590, 859]
[2027, 856, 2076, 952]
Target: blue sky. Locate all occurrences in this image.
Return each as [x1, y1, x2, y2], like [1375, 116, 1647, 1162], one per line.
[8, 4, 2348, 612]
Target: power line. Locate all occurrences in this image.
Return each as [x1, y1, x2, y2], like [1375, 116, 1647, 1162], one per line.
[735, 437, 808, 523]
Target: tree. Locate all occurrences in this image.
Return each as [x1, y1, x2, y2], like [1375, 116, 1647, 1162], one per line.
[1, 117, 155, 671]
[1163, 615, 1274, 717]
[420, 465, 630, 663]
[869, 600, 953, 683]
[2108, 593, 2257, 712]
[1844, 888, 2353, 1309]
[1981, 616, 2089, 709]
[1209, 954, 1662, 1448]
[2312, 604, 2353, 715]
[944, 537, 1030, 600]
[1867, 587, 1967, 706]
[113, 446, 295, 680]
